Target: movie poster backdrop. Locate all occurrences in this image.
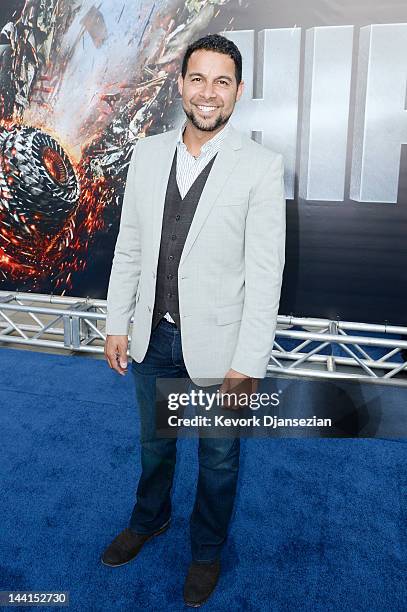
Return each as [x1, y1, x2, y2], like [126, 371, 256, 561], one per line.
[0, 0, 406, 325]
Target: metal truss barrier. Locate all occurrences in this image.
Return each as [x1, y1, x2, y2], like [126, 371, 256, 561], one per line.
[0, 290, 407, 386]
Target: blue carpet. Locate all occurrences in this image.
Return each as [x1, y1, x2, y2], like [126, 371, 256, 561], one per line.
[0, 346, 406, 611]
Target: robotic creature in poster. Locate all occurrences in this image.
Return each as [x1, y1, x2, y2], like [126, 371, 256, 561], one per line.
[0, 0, 239, 294]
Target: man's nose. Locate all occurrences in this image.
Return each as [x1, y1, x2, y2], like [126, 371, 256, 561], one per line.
[201, 82, 216, 99]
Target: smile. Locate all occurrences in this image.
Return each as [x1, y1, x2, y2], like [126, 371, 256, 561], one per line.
[196, 105, 218, 114]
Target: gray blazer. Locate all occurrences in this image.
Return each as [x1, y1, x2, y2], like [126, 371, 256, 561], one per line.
[106, 123, 286, 385]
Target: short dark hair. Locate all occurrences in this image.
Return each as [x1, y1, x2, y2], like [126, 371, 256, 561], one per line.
[181, 33, 242, 85]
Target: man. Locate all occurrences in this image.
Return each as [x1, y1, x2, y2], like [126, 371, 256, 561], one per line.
[103, 33, 286, 607]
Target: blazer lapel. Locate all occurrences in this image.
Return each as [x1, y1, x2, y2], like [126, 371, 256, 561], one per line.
[151, 129, 179, 268]
[180, 124, 242, 266]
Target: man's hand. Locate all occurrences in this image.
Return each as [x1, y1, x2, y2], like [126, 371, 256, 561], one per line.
[219, 368, 259, 411]
[105, 335, 129, 376]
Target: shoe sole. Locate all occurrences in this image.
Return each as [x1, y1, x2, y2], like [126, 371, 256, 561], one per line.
[100, 521, 170, 567]
[184, 591, 216, 608]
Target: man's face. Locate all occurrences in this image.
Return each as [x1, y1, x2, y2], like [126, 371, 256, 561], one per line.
[177, 49, 244, 132]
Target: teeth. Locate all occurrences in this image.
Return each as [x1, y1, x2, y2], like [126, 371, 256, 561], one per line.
[197, 105, 217, 112]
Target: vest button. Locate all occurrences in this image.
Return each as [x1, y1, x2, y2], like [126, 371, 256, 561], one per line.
[167, 292, 172, 298]
[167, 274, 173, 280]
[168, 255, 174, 260]
[175, 214, 180, 221]
[171, 234, 177, 240]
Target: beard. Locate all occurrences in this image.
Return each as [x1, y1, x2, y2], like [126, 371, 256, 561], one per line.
[183, 103, 233, 132]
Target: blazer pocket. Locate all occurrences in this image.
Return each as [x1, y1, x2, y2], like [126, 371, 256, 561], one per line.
[216, 301, 244, 325]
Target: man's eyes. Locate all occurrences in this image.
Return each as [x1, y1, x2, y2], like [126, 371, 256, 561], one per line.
[191, 77, 229, 85]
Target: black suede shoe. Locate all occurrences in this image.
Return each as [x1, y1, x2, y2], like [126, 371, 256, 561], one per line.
[183, 559, 221, 607]
[101, 521, 170, 567]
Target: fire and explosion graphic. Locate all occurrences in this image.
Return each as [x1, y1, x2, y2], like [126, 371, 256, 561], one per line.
[0, 0, 240, 294]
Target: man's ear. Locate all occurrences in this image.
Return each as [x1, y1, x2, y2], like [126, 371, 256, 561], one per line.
[177, 74, 183, 96]
[236, 80, 244, 102]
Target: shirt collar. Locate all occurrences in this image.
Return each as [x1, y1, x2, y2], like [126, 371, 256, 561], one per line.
[176, 119, 231, 153]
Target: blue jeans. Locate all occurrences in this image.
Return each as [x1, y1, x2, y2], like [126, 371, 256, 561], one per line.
[129, 318, 240, 563]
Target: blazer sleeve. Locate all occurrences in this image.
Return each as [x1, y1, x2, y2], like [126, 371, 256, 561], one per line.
[105, 141, 141, 335]
[230, 153, 286, 378]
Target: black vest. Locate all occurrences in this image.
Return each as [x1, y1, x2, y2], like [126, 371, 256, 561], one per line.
[151, 149, 217, 330]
